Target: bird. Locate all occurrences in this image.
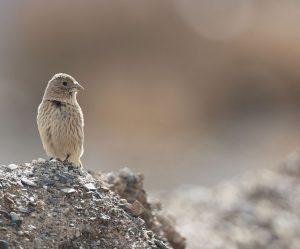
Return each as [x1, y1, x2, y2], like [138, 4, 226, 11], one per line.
[37, 73, 84, 168]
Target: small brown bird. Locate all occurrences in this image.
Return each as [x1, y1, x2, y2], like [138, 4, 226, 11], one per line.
[37, 73, 84, 168]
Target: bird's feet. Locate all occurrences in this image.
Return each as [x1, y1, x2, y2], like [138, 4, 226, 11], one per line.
[63, 154, 70, 163]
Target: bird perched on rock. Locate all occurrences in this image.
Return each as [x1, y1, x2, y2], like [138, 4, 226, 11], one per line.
[37, 73, 84, 168]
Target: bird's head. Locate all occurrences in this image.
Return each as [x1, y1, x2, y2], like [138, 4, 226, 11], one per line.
[44, 73, 84, 102]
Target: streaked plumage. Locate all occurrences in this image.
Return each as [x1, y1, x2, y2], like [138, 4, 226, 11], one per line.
[37, 73, 84, 167]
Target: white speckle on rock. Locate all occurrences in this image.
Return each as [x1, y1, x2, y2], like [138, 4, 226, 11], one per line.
[17, 181, 24, 187]
[32, 159, 38, 164]
[6, 164, 18, 170]
[28, 224, 36, 230]
[84, 183, 97, 191]
[61, 188, 77, 193]
[21, 178, 37, 187]
[38, 158, 46, 163]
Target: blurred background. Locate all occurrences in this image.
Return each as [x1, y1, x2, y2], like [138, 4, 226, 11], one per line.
[1, 0, 300, 190]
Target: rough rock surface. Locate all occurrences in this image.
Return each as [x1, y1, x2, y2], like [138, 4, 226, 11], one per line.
[93, 168, 186, 249]
[161, 152, 300, 249]
[0, 160, 184, 249]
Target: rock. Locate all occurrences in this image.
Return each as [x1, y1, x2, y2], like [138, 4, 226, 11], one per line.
[84, 183, 97, 191]
[10, 212, 19, 223]
[18, 207, 33, 214]
[97, 168, 185, 249]
[56, 174, 68, 184]
[6, 164, 18, 170]
[119, 167, 132, 178]
[0, 160, 182, 249]
[37, 158, 46, 163]
[75, 229, 81, 238]
[61, 188, 77, 193]
[40, 180, 55, 187]
[154, 239, 169, 249]
[34, 238, 43, 249]
[0, 240, 8, 249]
[3, 193, 15, 207]
[126, 174, 138, 188]
[122, 200, 145, 217]
[35, 200, 46, 213]
[10, 212, 22, 227]
[0, 210, 10, 219]
[28, 224, 36, 230]
[21, 178, 37, 187]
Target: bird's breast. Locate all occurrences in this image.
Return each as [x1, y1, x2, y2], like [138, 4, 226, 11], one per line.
[51, 100, 63, 108]
[46, 100, 69, 119]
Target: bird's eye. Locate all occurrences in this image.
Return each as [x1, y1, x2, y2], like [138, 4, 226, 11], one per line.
[62, 82, 68, 86]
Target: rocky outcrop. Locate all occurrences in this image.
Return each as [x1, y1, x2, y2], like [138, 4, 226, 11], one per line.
[0, 160, 185, 249]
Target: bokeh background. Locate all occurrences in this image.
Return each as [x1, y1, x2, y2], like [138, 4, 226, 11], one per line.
[1, 0, 300, 191]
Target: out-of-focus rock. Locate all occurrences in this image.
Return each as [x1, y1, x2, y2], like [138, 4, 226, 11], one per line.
[160, 152, 300, 249]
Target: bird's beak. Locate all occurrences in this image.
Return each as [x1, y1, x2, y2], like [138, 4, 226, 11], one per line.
[73, 81, 84, 91]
